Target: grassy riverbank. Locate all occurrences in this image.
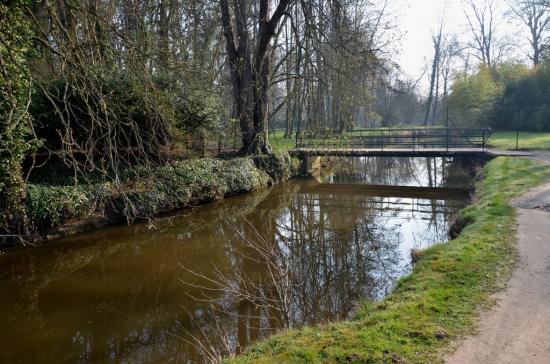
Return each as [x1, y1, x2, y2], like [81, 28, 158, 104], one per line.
[228, 156, 550, 363]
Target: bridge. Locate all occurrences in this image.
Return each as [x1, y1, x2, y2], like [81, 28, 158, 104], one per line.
[288, 127, 511, 158]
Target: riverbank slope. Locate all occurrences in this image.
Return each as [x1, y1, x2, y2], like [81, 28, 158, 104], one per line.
[9, 153, 296, 246]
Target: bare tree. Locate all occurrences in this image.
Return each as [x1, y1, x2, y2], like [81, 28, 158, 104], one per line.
[425, 21, 445, 125]
[463, 0, 511, 68]
[264, 0, 398, 135]
[440, 36, 461, 127]
[508, 0, 550, 65]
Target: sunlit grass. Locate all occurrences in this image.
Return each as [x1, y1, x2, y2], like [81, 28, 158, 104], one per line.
[489, 131, 550, 150]
[228, 157, 550, 363]
[269, 130, 295, 153]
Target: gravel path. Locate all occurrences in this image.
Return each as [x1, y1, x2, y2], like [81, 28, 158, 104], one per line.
[447, 156, 550, 363]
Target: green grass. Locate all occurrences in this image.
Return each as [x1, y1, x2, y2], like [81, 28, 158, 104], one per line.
[490, 131, 550, 150]
[228, 157, 550, 363]
[269, 131, 296, 153]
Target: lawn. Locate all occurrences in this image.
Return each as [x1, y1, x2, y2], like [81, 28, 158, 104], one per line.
[228, 156, 550, 363]
[489, 131, 550, 150]
[269, 130, 296, 153]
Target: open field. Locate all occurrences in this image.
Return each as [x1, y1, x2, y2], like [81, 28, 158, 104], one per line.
[489, 131, 550, 150]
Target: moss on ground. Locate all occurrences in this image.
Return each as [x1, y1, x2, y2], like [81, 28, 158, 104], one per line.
[227, 157, 550, 364]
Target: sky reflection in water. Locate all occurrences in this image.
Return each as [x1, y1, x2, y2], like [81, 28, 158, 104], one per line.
[0, 156, 472, 363]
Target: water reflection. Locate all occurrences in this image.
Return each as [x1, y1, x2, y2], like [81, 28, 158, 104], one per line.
[325, 156, 472, 188]
[0, 157, 471, 363]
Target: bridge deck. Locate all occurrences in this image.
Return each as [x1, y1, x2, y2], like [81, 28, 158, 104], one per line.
[289, 148, 533, 158]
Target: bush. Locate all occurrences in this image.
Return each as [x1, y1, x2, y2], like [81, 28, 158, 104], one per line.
[221, 158, 270, 193]
[119, 158, 270, 217]
[255, 152, 296, 182]
[153, 73, 223, 133]
[30, 72, 223, 157]
[450, 62, 550, 131]
[448, 65, 505, 126]
[27, 184, 97, 228]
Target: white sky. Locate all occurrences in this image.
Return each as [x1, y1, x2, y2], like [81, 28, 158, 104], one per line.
[395, 0, 523, 84]
[397, 0, 462, 77]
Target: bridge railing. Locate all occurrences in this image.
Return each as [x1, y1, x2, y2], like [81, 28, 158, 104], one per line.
[294, 127, 493, 151]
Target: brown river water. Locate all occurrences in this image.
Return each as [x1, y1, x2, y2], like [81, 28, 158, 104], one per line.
[0, 157, 474, 363]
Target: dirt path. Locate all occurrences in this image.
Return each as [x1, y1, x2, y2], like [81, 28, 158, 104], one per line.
[447, 174, 550, 363]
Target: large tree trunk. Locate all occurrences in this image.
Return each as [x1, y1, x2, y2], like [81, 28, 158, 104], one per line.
[220, 0, 291, 154]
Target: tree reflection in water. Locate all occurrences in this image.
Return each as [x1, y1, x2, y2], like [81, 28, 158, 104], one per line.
[180, 156, 471, 361]
[0, 157, 472, 363]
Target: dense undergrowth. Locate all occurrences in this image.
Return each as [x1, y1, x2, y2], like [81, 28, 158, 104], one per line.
[228, 157, 550, 364]
[26, 152, 295, 232]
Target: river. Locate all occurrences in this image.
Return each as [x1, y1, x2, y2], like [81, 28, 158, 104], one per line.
[0, 156, 474, 363]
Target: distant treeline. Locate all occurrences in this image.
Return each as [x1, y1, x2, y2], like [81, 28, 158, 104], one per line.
[449, 62, 550, 131]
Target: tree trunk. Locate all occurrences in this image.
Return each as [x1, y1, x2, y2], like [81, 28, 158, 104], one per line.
[158, 0, 170, 69]
[220, 0, 291, 154]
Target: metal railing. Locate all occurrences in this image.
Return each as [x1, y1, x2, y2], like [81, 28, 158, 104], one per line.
[295, 127, 493, 151]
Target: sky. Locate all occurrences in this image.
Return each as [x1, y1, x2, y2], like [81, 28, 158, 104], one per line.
[395, 0, 522, 84]
[397, 0, 463, 78]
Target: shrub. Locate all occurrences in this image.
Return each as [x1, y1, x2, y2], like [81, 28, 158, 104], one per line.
[25, 155, 288, 229]
[27, 184, 95, 228]
[29, 72, 224, 160]
[255, 152, 296, 182]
